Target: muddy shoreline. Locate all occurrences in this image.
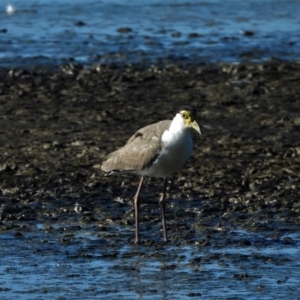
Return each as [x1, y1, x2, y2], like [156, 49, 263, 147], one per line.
[0, 60, 300, 298]
[1, 60, 300, 229]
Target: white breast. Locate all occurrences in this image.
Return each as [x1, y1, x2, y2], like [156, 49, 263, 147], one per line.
[140, 114, 193, 178]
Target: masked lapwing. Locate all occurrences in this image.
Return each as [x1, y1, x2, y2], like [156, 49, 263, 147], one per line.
[101, 107, 201, 242]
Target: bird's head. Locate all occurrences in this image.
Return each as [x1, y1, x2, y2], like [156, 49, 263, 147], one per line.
[179, 107, 202, 136]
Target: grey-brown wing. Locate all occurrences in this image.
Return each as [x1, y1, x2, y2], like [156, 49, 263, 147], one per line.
[101, 120, 171, 173]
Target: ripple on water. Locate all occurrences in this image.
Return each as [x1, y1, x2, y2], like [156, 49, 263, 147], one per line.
[0, 227, 299, 299]
[1, 0, 300, 66]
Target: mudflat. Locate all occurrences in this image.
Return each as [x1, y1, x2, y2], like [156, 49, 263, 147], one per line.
[0, 61, 299, 298]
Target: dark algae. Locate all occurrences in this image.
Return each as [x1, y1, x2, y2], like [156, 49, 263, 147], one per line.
[0, 61, 299, 299]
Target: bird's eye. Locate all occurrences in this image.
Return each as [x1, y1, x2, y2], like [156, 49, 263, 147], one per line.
[182, 113, 187, 119]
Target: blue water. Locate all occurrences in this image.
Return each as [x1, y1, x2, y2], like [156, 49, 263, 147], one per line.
[1, 0, 300, 66]
[1, 229, 300, 299]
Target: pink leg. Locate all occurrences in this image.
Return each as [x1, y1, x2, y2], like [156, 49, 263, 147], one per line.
[134, 177, 144, 243]
[159, 177, 168, 242]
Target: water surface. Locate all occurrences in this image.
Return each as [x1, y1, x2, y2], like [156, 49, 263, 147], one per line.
[1, 0, 300, 66]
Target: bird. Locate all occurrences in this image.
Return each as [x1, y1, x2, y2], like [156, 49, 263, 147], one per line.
[6, 4, 15, 16]
[101, 107, 201, 242]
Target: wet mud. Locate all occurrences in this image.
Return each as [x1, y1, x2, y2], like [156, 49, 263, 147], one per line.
[0, 60, 300, 299]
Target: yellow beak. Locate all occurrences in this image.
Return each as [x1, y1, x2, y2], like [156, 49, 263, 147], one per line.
[191, 120, 202, 136]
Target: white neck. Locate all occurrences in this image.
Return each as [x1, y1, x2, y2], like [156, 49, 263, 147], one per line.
[162, 113, 189, 145]
[168, 113, 186, 134]
[142, 113, 193, 177]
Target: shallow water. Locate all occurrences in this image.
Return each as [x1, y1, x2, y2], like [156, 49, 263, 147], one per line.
[1, 223, 299, 299]
[1, 0, 300, 66]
